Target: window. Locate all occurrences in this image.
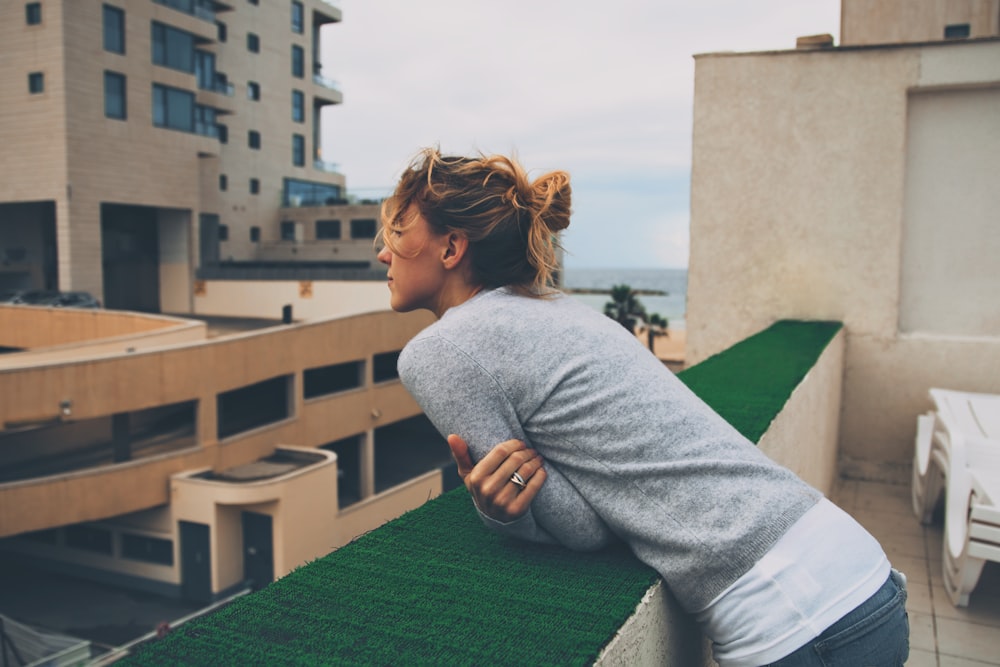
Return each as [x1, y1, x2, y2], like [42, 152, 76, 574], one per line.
[216, 21, 227, 42]
[248, 0, 258, 4]
[195, 50, 218, 91]
[291, 1, 304, 33]
[28, 72, 44, 94]
[351, 219, 378, 239]
[103, 5, 125, 54]
[194, 104, 217, 137]
[291, 45, 304, 78]
[66, 525, 112, 555]
[152, 22, 195, 73]
[218, 224, 229, 241]
[373, 351, 401, 383]
[217, 123, 228, 144]
[250, 178, 260, 194]
[26, 2, 42, 25]
[122, 534, 174, 566]
[153, 83, 194, 132]
[944, 23, 971, 39]
[316, 219, 341, 239]
[247, 81, 260, 101]
[104, 71, 126, 119]
[292, 90, 304, 122]
[280, 221, 296, 240]
[248, 130, 261, 149]
[292, 134, 305, 167]
[283, 177, 341, 206]
[217, 376, 291, 439]
[250, 226, 260, 242]
[247, 32, 260, 53]
[219, 174, 227, 191]
[304, 361, 363, 398]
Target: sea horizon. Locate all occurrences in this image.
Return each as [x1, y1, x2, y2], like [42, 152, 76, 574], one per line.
[561, 266, 687, 330]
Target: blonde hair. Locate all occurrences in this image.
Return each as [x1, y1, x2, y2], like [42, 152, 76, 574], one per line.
[380, 148, 571, 295]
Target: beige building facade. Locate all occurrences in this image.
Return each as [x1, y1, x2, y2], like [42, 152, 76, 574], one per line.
[0, 0, 385, 314]
[687, 1, 1000, 480]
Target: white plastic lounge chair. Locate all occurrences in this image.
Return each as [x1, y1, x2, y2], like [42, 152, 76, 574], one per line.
[911, 388, 1000, 606]
[942, 450, 1000, 606]
[911, 412, 943, 524]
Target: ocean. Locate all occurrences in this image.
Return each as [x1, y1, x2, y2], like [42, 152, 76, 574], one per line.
[561, 267, 687, 330]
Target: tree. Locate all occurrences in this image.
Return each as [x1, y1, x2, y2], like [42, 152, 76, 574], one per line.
[603, 284, 646, 333]
[646, 312, 669, 353]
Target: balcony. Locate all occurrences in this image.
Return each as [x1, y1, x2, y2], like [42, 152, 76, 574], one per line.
[312, 158, 340, 174]
[312, 71, 343, 105]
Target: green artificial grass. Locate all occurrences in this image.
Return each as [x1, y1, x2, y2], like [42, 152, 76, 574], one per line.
[678, 320, 842, 444]
[123, 319, 841, 666]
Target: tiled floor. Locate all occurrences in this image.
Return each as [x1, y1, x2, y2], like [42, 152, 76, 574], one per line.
[834, 479, 1000, 666]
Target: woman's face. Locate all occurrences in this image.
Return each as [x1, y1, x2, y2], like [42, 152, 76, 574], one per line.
[376, 205, 451, 314]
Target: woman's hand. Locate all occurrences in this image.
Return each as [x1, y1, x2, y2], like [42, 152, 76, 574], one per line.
[447, 434, 547, 523]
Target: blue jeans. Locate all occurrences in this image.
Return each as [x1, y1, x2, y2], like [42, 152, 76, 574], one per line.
[765, 569, 909, 667]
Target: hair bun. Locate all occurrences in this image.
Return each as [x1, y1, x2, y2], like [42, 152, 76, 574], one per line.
[531, 171, 572, 233]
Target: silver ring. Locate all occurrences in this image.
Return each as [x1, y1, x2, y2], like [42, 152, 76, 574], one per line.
[510, 471, 527, 489]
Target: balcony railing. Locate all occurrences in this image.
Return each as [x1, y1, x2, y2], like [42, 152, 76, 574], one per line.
[313, 159, 340, 174]
[312, 72, 341, 92]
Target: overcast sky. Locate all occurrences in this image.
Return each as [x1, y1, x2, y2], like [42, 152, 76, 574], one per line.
[320, 1, 841, 269]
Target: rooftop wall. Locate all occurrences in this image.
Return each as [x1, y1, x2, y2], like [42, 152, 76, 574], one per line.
[688, 39, 1000, 478]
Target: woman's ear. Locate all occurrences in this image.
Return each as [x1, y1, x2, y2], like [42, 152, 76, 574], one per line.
[441, 232, 469, 269]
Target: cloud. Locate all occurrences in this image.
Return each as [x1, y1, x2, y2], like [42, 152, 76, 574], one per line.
[321, 0, 841, 267]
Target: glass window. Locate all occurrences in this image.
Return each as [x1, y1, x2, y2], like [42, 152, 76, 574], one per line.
[66, 525, 112, 554]
[373, 351, 401, 383]
[219, 174, 227, 191]
[283, 178, 342, 206]
[216, 21, 227, 42]
[291, 45, 304, 78]
[292, 134, 305, 167]
[292, 90, 304, 122]
[104, 71, 126, 119]
[28, 72, 44, 94]
[121, 534, 174, 566]
[102, 4, 125, 54]
[944, 23, 971, 39]
[316, 220, 341, 239]
[152, 83, 194, 132]
[291, 2, 304, 33]
[248, 130, 261, 149]
[194, 105, 217, 137]
[247, 32, 260, 53]
[280, 221, 296, 240]
[217, 123, 228, 144]
[250, 226, 260, 242]
[218, 224, 229, 241]
[195, 50, 217, 90]
[351, 219, 378, 239]
[152, 22, 195, 73]
[250, 178, 260, 194]
[26, 3, 42, 25]
[248, 81, 260, 101]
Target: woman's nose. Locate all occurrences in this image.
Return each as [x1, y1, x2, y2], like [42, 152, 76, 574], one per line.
[376, 246, 391, 266]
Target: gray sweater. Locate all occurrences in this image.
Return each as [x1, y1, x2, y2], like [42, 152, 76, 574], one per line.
[398, 288, 821, 612]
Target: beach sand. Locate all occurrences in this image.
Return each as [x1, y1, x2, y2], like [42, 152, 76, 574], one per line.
[637, 327, 686, 373]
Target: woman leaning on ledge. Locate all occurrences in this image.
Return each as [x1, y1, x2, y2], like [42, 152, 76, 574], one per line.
[375, 147, 909, 667]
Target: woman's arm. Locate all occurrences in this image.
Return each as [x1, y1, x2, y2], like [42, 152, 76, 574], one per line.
[399, 335, 615, 551]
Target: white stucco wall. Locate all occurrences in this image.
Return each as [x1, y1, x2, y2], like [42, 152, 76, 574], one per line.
[687, 39, 1000, 477]
[193, 279, 391, 321]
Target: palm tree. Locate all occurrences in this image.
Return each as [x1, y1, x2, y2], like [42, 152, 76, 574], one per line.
[604, 284, 646, 333]
[646, 312, 669, 353]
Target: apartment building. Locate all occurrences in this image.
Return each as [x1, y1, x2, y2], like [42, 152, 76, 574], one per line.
[0, 0, 383, 315]
[0, 1, 454, 604]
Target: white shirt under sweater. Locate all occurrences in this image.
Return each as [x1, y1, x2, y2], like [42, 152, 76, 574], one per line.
[397, 288, 889, 662]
